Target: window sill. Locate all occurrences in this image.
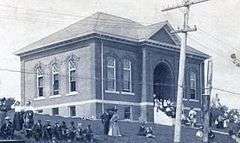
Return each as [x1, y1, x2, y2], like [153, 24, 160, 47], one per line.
[66, 91, 78, 96]
[34, 97, 46, 101]
[183, 98, 199, 102]
[49, 94, 62, 98]
[121, 92, 135, 95]
[189, 99, 199, 102]
[105, 90, 120, 94]
[123, 119, 132, 121]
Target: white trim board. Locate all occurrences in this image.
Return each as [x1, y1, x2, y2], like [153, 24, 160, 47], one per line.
[33, 99, 154, 110]
[33, 99, 200, 111]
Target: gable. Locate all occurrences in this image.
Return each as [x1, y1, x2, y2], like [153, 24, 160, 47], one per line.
[149, 27, 177, 45]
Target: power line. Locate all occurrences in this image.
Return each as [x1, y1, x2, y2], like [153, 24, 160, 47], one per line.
[3, 66, 239, 97]
[212, 88, 240, 96]
[177, 7, 240, 58]
[0, 67, 178, 87]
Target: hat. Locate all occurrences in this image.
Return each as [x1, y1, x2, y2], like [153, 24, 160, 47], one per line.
[5, 116, 10, 120]
[113, 106, 118, 111]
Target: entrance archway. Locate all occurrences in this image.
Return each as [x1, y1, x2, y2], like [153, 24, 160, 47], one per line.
[153, 62, 174, 101]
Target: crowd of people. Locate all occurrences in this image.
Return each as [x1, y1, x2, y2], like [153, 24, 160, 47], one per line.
[153, 96, 198, 127]
[209, 106, 240, 141]
[1, 117, 94, 143]
[0, 100, 95, 142]
[154, 97, 176, 118]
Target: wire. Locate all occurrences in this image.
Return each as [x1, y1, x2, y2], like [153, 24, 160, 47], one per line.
[0, 67, 178, 87]
[212, 88, 240, 96]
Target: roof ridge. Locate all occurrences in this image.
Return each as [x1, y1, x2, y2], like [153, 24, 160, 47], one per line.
[95, 12, 143, 26]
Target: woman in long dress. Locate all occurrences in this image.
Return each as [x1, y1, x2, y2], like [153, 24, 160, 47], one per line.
[108, 109, 121, 136]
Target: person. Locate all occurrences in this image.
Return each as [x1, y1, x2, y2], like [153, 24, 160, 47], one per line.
[181, 112, 188, 125]
[52, 122, 62, 141]
[68, 121, 76, 142]
[165, 105, 172, 117]
[223, 118, 230, 128]
[0, 116, 14, 139]
[163, 99, 168, 109]
[0, 98, 8, 128]
[32, 120, 43, 142]
[85, 124, 94, 142]
[153, 94, 157, 107]
[108, 108, 121, 136]
[145, 127, 155, 138]
[188, 107, 197, 127]
[12, 101, 24, 131]
[216, 115, 224, 129]
[23, 101, 34, 129]
[154, 98, 162, 112]
[208, 130, 215, 142]
[137, 121, 146, 136]
[100, 110, 111, 135]
[196, 126, 203, 139]
[75, 123, 84, 141]
[60, 121, 68, 141]
[42, 120, 52, 142]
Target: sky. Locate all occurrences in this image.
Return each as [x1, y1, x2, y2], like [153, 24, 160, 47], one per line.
[0, 0, 240, 108]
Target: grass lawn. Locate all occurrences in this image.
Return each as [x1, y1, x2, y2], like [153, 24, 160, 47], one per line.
[7, 112, 236, 143]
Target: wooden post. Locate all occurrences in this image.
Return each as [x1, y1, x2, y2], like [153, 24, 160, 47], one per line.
[162, 0, 210, 142]
[203, 60, 213, 143]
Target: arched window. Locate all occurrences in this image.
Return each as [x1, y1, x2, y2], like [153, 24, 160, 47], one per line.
[190, 71, 197, 99]
[123, 59, 132, 92]
[106, 57, 116, 91]
[69, 60, 76, 92]
[36, 67, 43, 97]
[52, 63, 59, 95]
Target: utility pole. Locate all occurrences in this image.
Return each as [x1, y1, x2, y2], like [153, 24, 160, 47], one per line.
[161, 0, 209, 142]
[202, 59, 213, 143]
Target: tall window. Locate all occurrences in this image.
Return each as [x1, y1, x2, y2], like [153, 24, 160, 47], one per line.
[69, 60, 76, 92]
[190, 72, 197, 99]
[36, 68, 43, 97]
[52, 64, 59, 95]
[106, 57, 116, 91]
[123, 59, 132, 92]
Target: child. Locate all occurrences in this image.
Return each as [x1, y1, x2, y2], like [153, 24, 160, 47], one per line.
[145, 127, 155, 138]
[137, 121, 146, 136]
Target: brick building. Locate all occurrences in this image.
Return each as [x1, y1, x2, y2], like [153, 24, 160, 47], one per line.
[15, 12, 209, 122]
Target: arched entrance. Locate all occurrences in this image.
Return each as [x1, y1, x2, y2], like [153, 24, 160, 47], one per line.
[153, 62, 174, 101]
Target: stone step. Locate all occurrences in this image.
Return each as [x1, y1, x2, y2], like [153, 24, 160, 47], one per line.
[154, 107, 175, 126]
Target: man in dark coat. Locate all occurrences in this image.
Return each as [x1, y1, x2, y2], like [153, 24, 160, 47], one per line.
[0, 98, 8, 128]
[68, 121, 76, 142]
[42, 120, 52, 142]
[85, 124, 94, 142]
[60, 121, 68, 141]
[13, 111, 24, 131]
[100, 111, 111, 135]
[32, 120, 43, 142]
[75, 123, 84, 141]
[52, 122, 62, 141]
[23, 104, 34, 139]
[23, 109, 34, 129]
[0, 116, 14, 139]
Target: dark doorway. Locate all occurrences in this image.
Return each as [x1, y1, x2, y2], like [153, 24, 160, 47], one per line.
[153, 62, 174, 100]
